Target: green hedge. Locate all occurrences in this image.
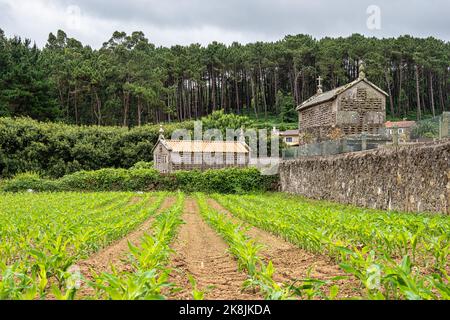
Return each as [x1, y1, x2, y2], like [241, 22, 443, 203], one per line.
[0, 168, 279, 193]
[0, 117, 194, 178]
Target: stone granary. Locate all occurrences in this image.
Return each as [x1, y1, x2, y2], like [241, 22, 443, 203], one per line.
[296, 64, 388, 144]
[152, 126, 250, 173]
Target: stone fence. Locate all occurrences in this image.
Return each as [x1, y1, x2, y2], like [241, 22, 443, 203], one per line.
[279, 139, 450, 214]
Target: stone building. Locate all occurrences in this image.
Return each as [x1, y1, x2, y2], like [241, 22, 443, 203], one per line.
[385, 120, 416, 141]
[152, 127, 250, 173]
[279, 129, 300, 146]
[296, 65, 388, 143]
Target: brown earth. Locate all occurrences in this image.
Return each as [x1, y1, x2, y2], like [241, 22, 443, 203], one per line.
[75, 196, 176, 299]
[206, 199, 364, 299]
[167, 198, 261, 300]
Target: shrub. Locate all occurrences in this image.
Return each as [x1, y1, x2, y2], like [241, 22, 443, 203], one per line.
[130, 161, 154, 170]
[1, 167, 278, 193]
[1, 172, 58, 192]
[0, 117, 194, 178]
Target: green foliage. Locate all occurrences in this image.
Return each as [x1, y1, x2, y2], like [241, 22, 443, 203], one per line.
[0, 192, 168, 299]
[276, 91, 297, 124]
[90, 193, 184, 300]
[195, 194, 290, 299]
[130, 161, 154, 169]
[213, 193, 450, 300]
[0, 117, 193, 178]
[1, 30, 447, 127]
[201, 110, 253, 133]
[411, 119, 439, 139]
[1, 167, 278, 193]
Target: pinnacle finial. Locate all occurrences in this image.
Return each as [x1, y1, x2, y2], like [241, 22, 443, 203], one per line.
[359, 60, 366, 79]
[239, 127, 245, 142]
[159, 124, 164, 139]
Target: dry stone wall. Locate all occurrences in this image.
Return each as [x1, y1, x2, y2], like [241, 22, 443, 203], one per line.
[279, 139, 450, 214]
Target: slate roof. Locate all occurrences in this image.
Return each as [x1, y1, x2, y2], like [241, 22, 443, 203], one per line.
[296, 78, 389, 111]
[156, 139, 249, 153]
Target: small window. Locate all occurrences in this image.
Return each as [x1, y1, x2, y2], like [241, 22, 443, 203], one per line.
[398, 128, 404, 134]
[286, 137, 293, 143]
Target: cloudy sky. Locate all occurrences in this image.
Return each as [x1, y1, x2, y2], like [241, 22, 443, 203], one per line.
[1, 0, 449, 48]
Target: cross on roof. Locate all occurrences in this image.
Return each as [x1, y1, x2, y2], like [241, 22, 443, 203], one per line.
[317, 76, 322, 86]
[316, 76, 323, 94]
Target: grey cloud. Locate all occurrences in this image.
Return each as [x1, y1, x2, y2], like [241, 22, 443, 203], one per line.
[1, 0, 449, 48]
[60, 0, 450, 41]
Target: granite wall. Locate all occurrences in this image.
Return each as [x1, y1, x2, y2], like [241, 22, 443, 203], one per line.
[279, 139, 450, 214]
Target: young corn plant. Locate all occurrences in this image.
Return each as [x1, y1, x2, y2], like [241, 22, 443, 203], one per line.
[213, 193, 449, 300]
[196, 194, 294, 300]
[89, 193, 185, 300]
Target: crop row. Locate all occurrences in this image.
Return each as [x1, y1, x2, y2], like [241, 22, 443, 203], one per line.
[213, 193, 450, 300]
[0, 192, 168, 299]
[196, 194, 342, 300]
[89, 193, 185, 300]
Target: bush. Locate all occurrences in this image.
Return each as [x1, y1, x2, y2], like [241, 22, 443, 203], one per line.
[130, 161, 154, 169]
[0, 117, 194, 178]
[411, 119, 439, 139]
[1, 167, 278, 193]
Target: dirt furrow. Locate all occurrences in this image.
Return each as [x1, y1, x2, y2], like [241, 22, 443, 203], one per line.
[167, 198, 261, 300]
[207, 199, 363, 299]
[75, 196, 176, 299]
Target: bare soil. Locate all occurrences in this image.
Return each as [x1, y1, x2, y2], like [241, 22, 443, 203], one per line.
[207, 199, 363, 299]
[75, 196, 176, 299]
[167, 198, 261, 300]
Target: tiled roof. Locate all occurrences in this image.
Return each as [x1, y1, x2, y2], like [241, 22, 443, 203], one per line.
[159, 139, 249, 153]
[279, 129, 299, 136]
[296, 78, 389, 111]
[385, 121, 416, 128]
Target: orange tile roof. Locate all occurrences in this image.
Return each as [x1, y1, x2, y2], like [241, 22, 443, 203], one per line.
[385, 121, 416, 128]
[279, 129, 299, 136]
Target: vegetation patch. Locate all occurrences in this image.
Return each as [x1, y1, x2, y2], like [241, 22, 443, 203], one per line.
[0, 167, 278, 193]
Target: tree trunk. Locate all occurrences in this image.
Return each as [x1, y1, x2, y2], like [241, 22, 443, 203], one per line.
[94, 90, 102, 126]
[211, 68, 217, 111]
[235, 69, 240, 114]
[385, 69, 395, 116]
[415, 65, 421, 120]
[259, 62, 267, 120]
[137, 96, 142, 127]
[274, 68, 279, 112]
[429, 72, 435, 117]
[250, 72, 258, 119]
[74, 90, 79, 125]
[439, 78, 444, 113]
[122, 91, 130, 127]
[398, 61, 403, 115]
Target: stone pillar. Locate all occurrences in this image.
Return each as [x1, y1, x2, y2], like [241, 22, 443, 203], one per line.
[440, 112, 450, 139]
[392, 126, 399, 146]
[361, 132, 367, 151]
